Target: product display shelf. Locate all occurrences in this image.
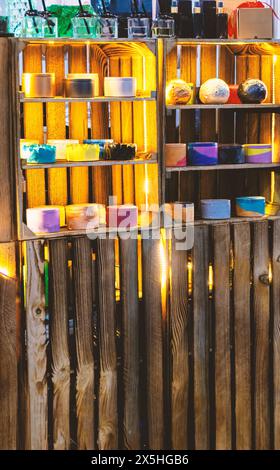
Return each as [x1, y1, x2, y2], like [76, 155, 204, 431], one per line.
[166, 103, 280, 111]
[166, 163, 280, 172]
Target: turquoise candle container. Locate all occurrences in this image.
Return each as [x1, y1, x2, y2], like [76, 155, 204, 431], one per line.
[24, 144, 56, 164]
[236, 197, 266, 217]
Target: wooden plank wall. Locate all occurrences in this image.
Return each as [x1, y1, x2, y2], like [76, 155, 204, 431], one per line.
[17, 217, 280, 450]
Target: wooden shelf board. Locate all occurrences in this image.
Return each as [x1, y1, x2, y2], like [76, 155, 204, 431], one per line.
[20, 95, 156, 103]
[172, 38, 280, 45]
[20, 38, 157, 45]
[166, 163, 280, 172]
[166, 103, 280, 111]
[21, 157, 158, 170]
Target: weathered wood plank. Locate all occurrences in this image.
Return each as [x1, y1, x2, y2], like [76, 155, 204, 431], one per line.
[97, 238, 118, 450]
[272, 218, 280, 450]
[213, 223, 232, 450]
[49, 239, 70, 450]
[170, 233, 189, 450]
[253, 220, 270, 450]
[142, 236, 164, 450]
[119, 237, 140, 450]
[0, 242, 17, 449]
[233, 222, 252, 450]
[72, 237, 95, 450]
[25, 240, 48, 450]
[193, 225, 210, 450]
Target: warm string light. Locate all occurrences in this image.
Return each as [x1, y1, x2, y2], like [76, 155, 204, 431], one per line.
[187, 261, 193, 296]
[208, 264, 214, 293]
[160, 230, 168, 319]
[269, 261, 273, 284]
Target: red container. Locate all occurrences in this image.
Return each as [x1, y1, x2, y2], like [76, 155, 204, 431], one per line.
[228, 85, 242, 104]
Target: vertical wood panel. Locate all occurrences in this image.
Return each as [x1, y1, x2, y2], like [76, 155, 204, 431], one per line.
[193, 225, 210, 450]
[233, 222, 252, 449]
[253, 220, 270, 450]
[272, 218, 280, 449]
[49, 239, 70, 450]
[121, 57, 134, 204]
[72, 237, 95, 450]
[213, 224, 232, 449]
[142, 236, 164, 449]
[110, 57, 123, 205]
[97, 238, 118, 450]
[120, 236, 140, 450]
[25, 240, 48, 450]
[170, 234, 189, 449]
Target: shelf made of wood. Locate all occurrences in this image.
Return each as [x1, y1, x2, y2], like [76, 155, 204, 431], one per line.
[166, 163, 280, 172]
[166, 103, 280, 111]
[20, 95, 156, 103]
[21, 157, 157, 170]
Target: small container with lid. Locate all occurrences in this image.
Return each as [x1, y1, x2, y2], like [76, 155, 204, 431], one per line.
[152, 15, 175, 38]
[72, 13, 98, 38]
[96, 14, 118, 39]
[128, 14, 150, 38]
[23, 10, 43, 38]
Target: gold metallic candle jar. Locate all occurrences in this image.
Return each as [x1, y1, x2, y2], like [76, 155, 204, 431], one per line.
[22, 73, 56, 98]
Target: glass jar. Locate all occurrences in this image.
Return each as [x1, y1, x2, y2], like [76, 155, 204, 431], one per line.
[72, 15, 98, 38]
[128, 15, 150, 39]
[42, 14, 58, 38]
[152, 15, 175, 38]
[23, 13, 43, 38]
[7, 0, 30, 36]
[97, 14, 118, 39]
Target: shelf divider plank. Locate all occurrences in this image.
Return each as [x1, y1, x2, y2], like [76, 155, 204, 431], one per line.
[166, 163, 280, 172]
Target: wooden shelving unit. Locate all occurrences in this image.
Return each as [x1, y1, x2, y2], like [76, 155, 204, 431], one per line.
[20, 95, 156, 103]
[166, 163, 280, 172]
[166, 103, 280, 111]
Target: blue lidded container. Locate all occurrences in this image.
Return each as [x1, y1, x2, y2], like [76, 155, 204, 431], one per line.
[188, 142, 218, 166]
[201, 199, 231, 220]
[219, 144, 245, 164]
[236, 196, 266, 217]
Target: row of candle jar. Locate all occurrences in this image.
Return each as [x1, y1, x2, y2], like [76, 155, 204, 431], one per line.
[23, 15, 175, 39]
[20, 141, 138, 163]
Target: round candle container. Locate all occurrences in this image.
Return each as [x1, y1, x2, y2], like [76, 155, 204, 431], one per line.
[106, 205, 138, 229]
[243, 144, 272, 164]
[219, 144, 245, 164]
[66, 144, 100, 162]
[22, 73, 55, 98]
[67, 73, 99, 97]
[26, 207, 60, 234]
[66, 204, 106, 231]
[20, 139, 39, 159]
[37, 205, 66, 227]
[84, 139, 114, 159]
[227, 85, 242, 104]
[201, 199, 231, 220]
[188, 142, 218, 166]
[106, 143, 137, 161]
[24, 144, 56, 164]
[47, 140, 79, 160]
[236, 196, 266, 217]
[104, 77, 137, 97]
[165, 143, 187, 167]
[64, 78, 95, 98]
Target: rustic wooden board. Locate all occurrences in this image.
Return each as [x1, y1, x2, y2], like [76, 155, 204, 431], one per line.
[25, 240, 48, 450]
[233, 222, 252, 450]
[213, 224, 232, 449]
[69, 45, 89, 204]
[272, 218, 280, 450]
[23, 45, 45, 208]
[119, 237, 140, 450]
[97, 238, 118, 450]
[49, 239, 70, 450]
[0, 242, 17, 449]
[72, 237, 95, 450]
[192, 225, 210, 450]
[142, 237, 164, 450]
[170, 233, 189, 450]
[46, 45, 68, 206]
[253, 220, 270, 450]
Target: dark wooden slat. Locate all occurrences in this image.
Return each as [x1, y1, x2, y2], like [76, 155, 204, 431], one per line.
[119, 237, 140, 450]
[233, 223, 252, 450]
[72, 237, 95, 450]
[213, 224, 232, 449]
[193, 225, 210, 450]
[253, 220, 270, 450]
[49, 239, 70, 450]
[25, 240, 48, 450]
[0, 242, 17, 449]
[97, 238, 118, 450]
[142, 236, 164, 450]
[272, 218, 280, 450]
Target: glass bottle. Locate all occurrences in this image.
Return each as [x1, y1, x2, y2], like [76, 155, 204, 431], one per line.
[7, 0, 30, 37]
[216, 1, 228, 39]
[193, 1, 203, 39]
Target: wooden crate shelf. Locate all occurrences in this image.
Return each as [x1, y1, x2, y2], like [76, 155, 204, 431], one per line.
[166, 163, 280, 172]
[20, 95, 156, 103]
[166, 103, 280, 111]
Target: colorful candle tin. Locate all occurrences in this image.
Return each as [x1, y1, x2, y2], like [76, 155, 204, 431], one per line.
[26, 207, 60, 234]
[22, 73, 56, 98]
[219, 144, 245, 164]
[104, 77, 137, 97]
[66, 204, 106, 231]
[37, 205, 66, 227]
[84, 139, 114, 159]
[243, 144, 272, 164]
[47, 140, 79, 161]
[67, 73, 99, 96]
[106, 143, 137, 161]
[66, 144, 100, 162]
[227, 85, 242, 104]
[24, 144, 56, 164]
[201, 199, 231, 220]
[65, 78, 95, 98]
[188, 142, 218, 166]
[106, 205, 138, 229]
[165, 144, 187, 167]
[236, 197, 266, 217]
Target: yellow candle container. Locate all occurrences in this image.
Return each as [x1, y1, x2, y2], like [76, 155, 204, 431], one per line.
[66, 204, 106, 231]
[66, 143, 100, 162]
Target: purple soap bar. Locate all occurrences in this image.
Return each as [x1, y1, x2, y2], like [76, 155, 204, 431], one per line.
[26, 207, 60, 233]
[188, 142, 218, 166]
